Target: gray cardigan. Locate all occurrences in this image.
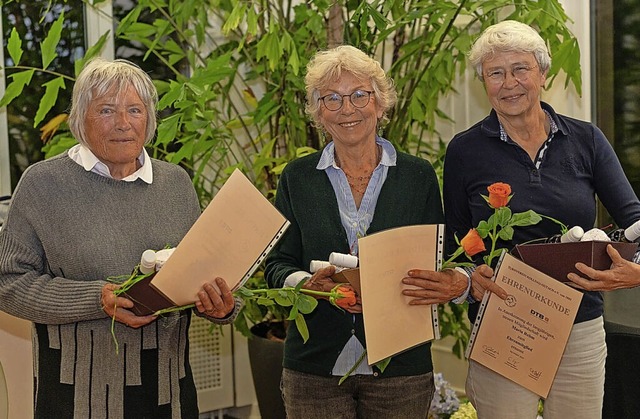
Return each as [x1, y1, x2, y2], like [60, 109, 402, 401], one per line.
[0, 153, 236, 418]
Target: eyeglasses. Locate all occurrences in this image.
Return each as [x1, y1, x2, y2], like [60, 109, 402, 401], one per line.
[318, 90, 374, 111]
[484, 65, 538, 85]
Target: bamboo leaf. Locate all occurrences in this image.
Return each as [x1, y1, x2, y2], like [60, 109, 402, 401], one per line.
[222, 2, 247, 35]
[157, 113, 181, 146]
[75, 31, 111, 76]
[0, 70, 35, 107]
[34, 77, 66, 127]
[41, 12, 64, 69]
[7, 28, 23, 65]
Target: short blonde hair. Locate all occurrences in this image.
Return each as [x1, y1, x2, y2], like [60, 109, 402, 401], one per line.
[469, 20, 551, 80]
[304, 45, 397, 129]
[68, 58, 158, 146]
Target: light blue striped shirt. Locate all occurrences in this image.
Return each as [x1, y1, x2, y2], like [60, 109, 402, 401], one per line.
[317, 136, 396, 376]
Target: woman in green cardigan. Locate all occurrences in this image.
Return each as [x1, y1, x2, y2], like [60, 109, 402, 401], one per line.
[264, 45, 471, 419]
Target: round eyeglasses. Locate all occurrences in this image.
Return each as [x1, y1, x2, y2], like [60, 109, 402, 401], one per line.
[484, 65, 538, 85]
[318, 90, 374, 111]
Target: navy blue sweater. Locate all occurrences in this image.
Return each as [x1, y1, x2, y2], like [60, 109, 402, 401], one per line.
[443, 102, 640, 324]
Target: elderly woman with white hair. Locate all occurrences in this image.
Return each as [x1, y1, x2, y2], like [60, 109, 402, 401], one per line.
[264, 44, 472, 419]
[0, 58, 240, 418]
[443, 20, 640, 418]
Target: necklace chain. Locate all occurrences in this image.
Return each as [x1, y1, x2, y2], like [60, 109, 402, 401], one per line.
[336, 145, 381, 196]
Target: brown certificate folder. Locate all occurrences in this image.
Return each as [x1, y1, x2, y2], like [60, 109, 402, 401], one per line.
[358, 224, 444, 364]
[514, 240, 638, 282]
[122, 274, 175, 316]
[123, 169, 290, 315]
[465, 252, 583, 397]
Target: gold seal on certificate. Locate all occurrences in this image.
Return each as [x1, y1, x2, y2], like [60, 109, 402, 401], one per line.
[465, 252, 583, 397]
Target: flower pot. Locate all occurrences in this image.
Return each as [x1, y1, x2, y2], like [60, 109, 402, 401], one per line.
[248, 321, 286, 419]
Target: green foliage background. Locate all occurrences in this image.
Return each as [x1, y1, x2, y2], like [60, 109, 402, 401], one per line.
[1, 0, 582, 357]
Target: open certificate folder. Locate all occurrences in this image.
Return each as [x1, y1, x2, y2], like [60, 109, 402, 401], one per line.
[358, 224, 444, 365]
[465, 252, 583, 398]
[126, 169, 290, 314]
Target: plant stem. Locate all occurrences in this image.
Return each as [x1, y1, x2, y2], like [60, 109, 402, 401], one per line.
[247, 286, 337, 299]
[486, 209, 499, 266]
[338, 350, 368, 385]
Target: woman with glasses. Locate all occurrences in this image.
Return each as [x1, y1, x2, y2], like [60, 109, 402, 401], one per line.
[264, 45, 471, 418]
[443, 20, 640, 418]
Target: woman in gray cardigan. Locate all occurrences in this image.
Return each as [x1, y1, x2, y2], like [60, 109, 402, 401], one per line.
[0, 58, 239, 419]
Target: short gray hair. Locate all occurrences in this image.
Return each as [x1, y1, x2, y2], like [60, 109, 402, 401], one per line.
[68, 57, 158, 146]
[304, 45, 397, 129]
[469, 20, 551, 80]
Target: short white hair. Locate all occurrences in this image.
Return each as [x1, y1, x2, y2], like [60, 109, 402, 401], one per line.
[68, 58, 158, 146]
[468, 20, 551, 80]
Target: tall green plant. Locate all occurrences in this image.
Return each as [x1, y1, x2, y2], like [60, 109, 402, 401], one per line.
[0, 0, 581, 354]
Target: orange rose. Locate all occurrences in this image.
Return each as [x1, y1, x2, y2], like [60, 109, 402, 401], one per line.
[460, 229, 486, 257]
[333, 286, 357, 309]
[487, 182, 511, 208]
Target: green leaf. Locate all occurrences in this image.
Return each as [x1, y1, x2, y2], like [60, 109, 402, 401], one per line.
[158, 81, 185, 111]
[75, 31, 110, 75]
[41, 12, 64, 69]
[374, 356, 392, 373]
[497, 225, 514, 241]
[157, 113, 181, 146]
[222, 2, 247, 35]
[294, 314, 310, 343]
[7, 28, 23, 65]
[0, 70, 35, 107]
[274, 291, 295, 307]
[494, 207, 512, 227]
[509, 210, 542, 227]
[476, 220, 491, 238]
[42, 135, 78, 158]
[34, 77, 66, 127]
[296, 295, 318, 314]
[287, 303, 299, 320]
[256, 30, 282, 71]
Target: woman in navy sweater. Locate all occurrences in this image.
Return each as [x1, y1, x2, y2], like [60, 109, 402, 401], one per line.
[444, 20, 640, 418]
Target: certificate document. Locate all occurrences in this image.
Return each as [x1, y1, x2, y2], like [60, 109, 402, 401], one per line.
[358, 224, 444, 364]
[465, 252, 583, 397]
[125, 168, 290, 314]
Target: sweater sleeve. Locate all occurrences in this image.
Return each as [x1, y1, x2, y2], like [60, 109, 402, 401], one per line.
[264, 167, 305, 289]
[443, 137, 475, 260]
[0, 184, 107, 324]
[590, 125, 640, 227]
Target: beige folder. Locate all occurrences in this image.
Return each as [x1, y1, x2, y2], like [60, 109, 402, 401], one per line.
[358, 224, 444, 364]
[149, 168, 290, 307]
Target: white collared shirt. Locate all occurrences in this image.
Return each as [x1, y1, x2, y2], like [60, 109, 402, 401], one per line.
[68, 143, 153, 183]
